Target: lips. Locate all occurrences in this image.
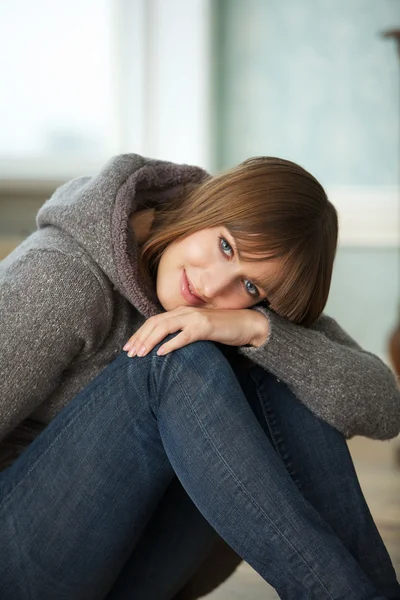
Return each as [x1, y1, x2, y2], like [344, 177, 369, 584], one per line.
[181, 270, 206, 306]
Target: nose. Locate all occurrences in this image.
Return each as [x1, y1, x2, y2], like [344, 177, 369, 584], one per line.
[201, 268, 233, 299]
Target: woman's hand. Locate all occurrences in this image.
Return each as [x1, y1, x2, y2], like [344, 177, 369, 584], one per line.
[123, 307, 269, 357]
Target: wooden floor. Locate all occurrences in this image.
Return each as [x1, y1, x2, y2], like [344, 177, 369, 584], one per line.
[206, 437, 400, 599]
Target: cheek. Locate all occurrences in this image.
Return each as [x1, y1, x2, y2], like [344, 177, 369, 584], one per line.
[155, 256, 178, 310]
[156, 251, 174, 294]
[183, 237, 211, 265]
[215, 292, 255, 310]
[234, 299, 255, 310]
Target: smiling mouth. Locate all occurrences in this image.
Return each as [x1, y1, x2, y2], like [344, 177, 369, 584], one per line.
[181, 270, 206, 305]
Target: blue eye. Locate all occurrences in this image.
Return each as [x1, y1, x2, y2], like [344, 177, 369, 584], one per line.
[218, 236, 259, 298]
[244, 279, 259, 297]
[219, 236, 233, 256]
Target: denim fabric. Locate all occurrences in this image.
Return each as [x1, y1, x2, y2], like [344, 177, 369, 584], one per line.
[0, 336, 398, 599]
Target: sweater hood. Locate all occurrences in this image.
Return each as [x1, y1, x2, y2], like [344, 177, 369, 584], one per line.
[36, 154, 209, 317]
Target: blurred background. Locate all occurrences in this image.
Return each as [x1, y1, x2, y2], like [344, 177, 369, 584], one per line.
[0, 0, 399, 595]
[1, 0, 399, 360]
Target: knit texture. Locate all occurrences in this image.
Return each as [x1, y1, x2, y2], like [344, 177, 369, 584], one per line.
[1, 152, 400, 472]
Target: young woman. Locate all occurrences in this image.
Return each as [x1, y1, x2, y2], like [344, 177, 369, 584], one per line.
[0, 154, 399, 600]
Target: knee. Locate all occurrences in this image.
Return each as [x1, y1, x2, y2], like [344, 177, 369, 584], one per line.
[150, 335, 235, 384]
[156, 334, 227, 366]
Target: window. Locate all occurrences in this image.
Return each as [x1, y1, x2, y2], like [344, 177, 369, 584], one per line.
[0, 0, 118, 178]
[0, 0, 212, 180]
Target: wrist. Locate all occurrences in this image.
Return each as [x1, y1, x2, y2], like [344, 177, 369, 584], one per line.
[250, 310, 270, 347]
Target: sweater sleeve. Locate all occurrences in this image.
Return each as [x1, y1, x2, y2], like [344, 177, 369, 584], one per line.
[0, 248, 110, 443]
[238, 306, 400, 440]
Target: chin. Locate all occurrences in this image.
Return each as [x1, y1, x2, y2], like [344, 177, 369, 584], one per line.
[158, 297, 170, 311]
[156, 290, 176, 311]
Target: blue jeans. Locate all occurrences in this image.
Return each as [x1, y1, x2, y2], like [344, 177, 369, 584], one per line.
[0, 337, 398, 599]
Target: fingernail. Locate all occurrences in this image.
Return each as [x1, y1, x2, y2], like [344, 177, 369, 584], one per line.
[123, 343, 130, 351]
[157, 346, 165, 356]
[137, 345, 146, 357]
[128, 346, 137, 357]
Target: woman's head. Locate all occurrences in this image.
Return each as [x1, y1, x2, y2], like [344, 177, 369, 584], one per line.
[139, 157, 338, 326]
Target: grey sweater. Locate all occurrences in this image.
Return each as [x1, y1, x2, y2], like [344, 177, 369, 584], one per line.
[1, 153, 400, 471]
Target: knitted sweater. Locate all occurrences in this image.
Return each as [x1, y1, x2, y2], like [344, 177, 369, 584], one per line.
[1, 153, 400, 597]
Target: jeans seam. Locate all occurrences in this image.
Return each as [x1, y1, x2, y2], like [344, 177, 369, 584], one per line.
[252, 371, 305, 493]
[3, 512, 33, 599]
[177, 362, 335, 599]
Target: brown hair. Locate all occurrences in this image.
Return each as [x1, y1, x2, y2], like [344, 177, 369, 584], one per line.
[139, 157, 338, 327]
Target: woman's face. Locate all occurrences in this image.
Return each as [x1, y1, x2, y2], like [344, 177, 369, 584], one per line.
[156, 226, 282, 311]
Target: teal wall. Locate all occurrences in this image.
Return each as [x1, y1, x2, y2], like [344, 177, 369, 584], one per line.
[214, 0, 399, 186]
[325, 248, 399, 359]
[214, 0, 400, 359]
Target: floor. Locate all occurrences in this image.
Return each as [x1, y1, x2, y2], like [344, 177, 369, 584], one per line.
[205, 437, 400, 599]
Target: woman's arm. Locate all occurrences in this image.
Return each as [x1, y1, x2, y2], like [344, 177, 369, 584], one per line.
[239, 307, 400, 440]
[0, 248, 110, 443]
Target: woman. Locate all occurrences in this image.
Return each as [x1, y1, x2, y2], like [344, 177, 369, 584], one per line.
[0, 153, 399, 600]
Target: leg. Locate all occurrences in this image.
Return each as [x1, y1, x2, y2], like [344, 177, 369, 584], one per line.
[107, 358, 400, 600]
[0, 338, 388, 599]
[240, 364, 400, 599]
[144, 342, 388, 599]
[109, 357, 400, 600]
[0, 356, 177, 599]
[106, 476, 225, 600]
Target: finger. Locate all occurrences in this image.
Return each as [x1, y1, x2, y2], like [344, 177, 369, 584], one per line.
[156, 329, 195, 356]
[123, 309, 202, 356]
[155, 311, 212, 355]
[123, 316, 163, 355]
[123, 327, 147, 356]
[123, 335, 137, 352]
[129, 317, 185, 357]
